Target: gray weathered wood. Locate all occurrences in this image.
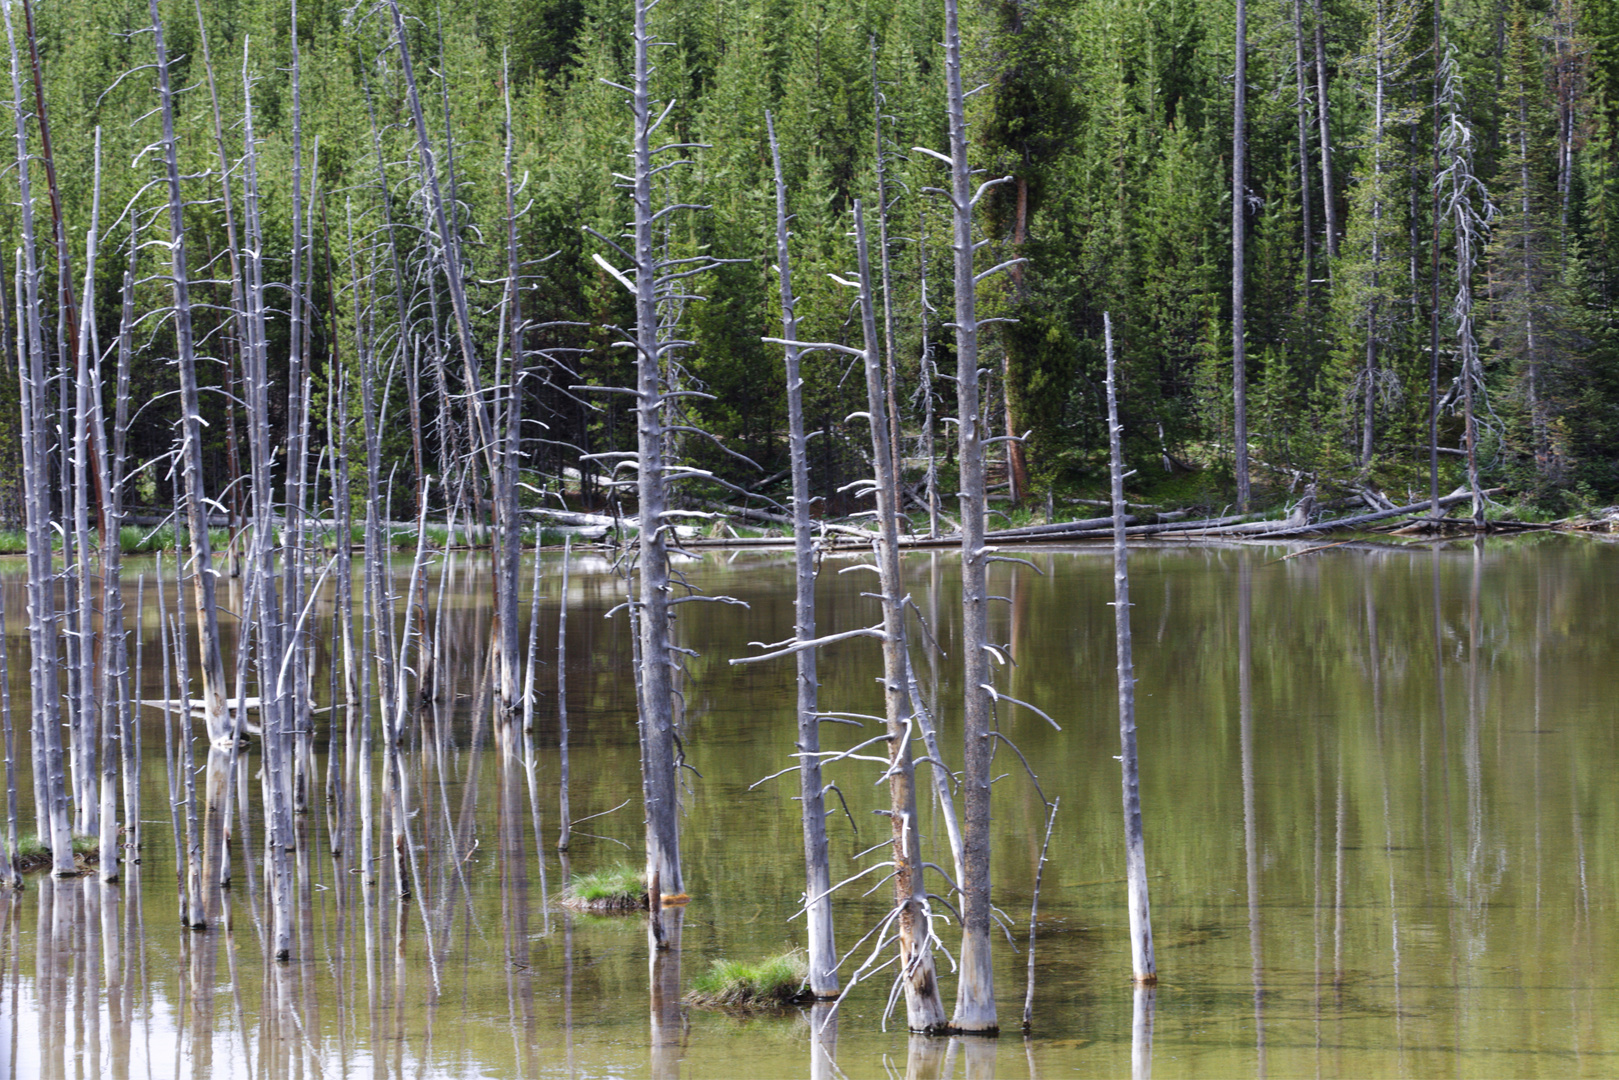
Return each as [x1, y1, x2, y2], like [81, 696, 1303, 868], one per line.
[1106, 313, 1156, 985]
[1233, 0, 1250, 511]
[942, 0, 998, 1031]
[769, 112, 839, 998]
[855, 201, 947, 1033]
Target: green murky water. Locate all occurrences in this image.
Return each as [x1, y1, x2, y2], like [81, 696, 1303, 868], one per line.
[2, 535, 1617, 1077]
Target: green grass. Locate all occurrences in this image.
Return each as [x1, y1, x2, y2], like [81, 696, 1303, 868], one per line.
[686, 951, 810, 1009]
[11, 831, 98, 873]
[119, 524, 232, 554]
[560, 864, 646, 910]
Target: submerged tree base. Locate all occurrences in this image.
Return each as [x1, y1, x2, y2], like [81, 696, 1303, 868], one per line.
[686, 951, 812, 1009]
[11, 833, 101, 876]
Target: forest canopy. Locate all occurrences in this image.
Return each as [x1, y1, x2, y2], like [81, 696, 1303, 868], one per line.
[1, 0, 1615, 524]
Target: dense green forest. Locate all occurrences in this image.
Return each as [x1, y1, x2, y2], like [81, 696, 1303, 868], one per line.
[3, 0, 1617, 524]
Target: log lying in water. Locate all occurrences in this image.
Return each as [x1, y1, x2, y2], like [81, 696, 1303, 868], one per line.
[1247, 487, 1501, 538]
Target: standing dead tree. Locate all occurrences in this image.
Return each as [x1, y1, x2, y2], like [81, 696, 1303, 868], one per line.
[1233, 0, 1251, 510]
[1105, 313, 1156, 985]
[766, 111, 838, 999]
[914, 0, 1022, 1031]
[146, 0, 233, 767]
[378, 0, 524, 721]
[750, 200, 949, 1033]
[3, 0, 71, 876]
[1436, 48, 1494, 528]
[584, 0, 745, 930]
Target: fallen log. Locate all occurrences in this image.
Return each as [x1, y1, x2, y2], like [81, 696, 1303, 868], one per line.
[1249, 488, 1501, 538]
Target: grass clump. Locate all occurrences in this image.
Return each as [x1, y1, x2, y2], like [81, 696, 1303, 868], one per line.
[686, 951, 811, 1009]
[11, 832, 99, 874]
[560, 864, 647, 911]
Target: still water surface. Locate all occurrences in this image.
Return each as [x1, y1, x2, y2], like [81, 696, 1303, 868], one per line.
[1, 535, 1615, 1078]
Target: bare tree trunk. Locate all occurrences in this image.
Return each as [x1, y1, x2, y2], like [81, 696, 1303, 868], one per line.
[627, 0, 683, 907]
[1428, 0, 1443, 516]
[856, 201, 947, 1033]
[557, 538, 573, 850]
[871, 40, 904, 489]
[241, 42, 295, 956]
[148, 0, 232, 765]
[0, 559, 17, 888]
[1437, 53, 1490, 528]
[489, 53, 527, 728]
[918, 217, 941, 538]
[944, 0, 998, 1031]
[1313, 0, 1339, 262]
[1294, 0, 1314, 295]
[1233, 0, 1251, 511]
[4, 1, 72, 876]
[113, 233, 140, 853]
[768, 113, 838, 998]
[1362, 0, 1389, 470]
[1105, 313, 1156, 985]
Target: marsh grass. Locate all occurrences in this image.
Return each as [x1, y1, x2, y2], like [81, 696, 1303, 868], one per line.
[560, 864, 646, 911]
[12, 832, 100, 874]
[120, 525, 233, 554]
[685, 951, 811, 1009]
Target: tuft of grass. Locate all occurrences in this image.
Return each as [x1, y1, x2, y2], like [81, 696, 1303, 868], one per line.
[560, 864, 646, 911]
[11, 831, 99, 874]
[686, 951, 811, 1009]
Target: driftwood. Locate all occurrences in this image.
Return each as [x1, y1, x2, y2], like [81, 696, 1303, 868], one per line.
[1248, 488, 1499, 538]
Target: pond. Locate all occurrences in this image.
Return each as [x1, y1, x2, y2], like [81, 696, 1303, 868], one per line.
[1, 534, 1616, 1078]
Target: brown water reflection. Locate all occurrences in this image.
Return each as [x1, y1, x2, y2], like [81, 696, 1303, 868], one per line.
[0, 537, 1617, 1077]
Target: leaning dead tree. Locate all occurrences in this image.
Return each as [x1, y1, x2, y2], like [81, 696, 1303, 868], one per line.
[147, 0, 233, 761]
[380, 0, 524, 720]
[1105, 313, 1156, 985]
[852, 201, 948, 1031]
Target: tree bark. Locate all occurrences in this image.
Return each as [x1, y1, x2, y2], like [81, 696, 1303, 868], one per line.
[1234, 0, 1251, 511]
[1105, 313, 1156, 985]
[629, 0, 683, 905]
[1313, 0, 1339, 262]
[769, 113, 838, 998]
[855, 201, 947, 1033]
[944, 0, 998, 1032]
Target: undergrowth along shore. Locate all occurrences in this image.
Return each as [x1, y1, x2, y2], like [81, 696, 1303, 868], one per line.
[4, 483, 1606, 561]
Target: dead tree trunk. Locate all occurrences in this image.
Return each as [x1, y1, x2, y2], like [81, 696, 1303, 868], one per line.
[1437, 51, 1491, 527]
[856, 201, 948, 1033]
[1313, 0, 1339, 262]
[1293, 0, 1314, 295]
[1105, 313, 1156, 985]
[940, 0, 1007, 1031]
[1233, 0, 1251, 511]
[769, 112, 838, 999]
[4, 1, 71, 875]
[147, 0, 233, 765]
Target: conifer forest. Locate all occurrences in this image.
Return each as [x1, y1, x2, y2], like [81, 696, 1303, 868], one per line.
[0, 0, 1617, 1074]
